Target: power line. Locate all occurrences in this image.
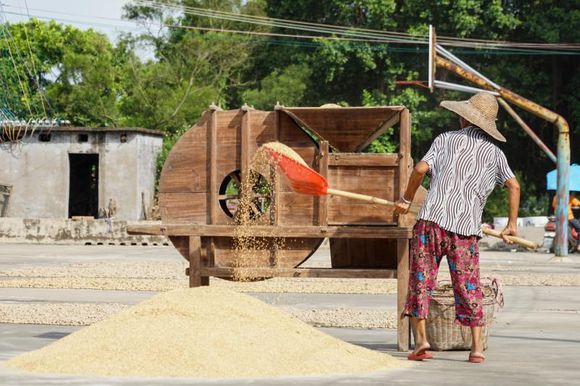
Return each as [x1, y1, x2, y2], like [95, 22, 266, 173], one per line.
[2, 7, 579, 56]
[135, 0, 580, 51]
[0, 7, 33, 116]
[21, 0, 48, 115]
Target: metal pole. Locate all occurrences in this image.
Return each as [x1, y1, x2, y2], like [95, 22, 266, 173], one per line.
[434, 80, 499, 96]
[436, 45, 502, 90]
[497, 98, 557, 164]
[435, 56, 570, 257]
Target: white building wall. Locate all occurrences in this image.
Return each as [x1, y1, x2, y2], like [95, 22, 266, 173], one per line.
[0, 129, 162, 220]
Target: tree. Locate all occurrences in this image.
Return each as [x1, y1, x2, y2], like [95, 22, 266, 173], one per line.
[241, 63, 311, 109]
[120, 0, 267, 132]
[242, 0, 578, 219]
[0, 19, 126, 126]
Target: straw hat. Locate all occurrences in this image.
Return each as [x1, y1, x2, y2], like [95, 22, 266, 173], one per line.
[440, 92, 506, 142]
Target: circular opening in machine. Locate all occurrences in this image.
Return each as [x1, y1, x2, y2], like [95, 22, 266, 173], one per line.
[218, 170, 272, 219]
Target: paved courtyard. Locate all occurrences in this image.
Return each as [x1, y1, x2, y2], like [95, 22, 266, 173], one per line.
[0, 244, 578, 385]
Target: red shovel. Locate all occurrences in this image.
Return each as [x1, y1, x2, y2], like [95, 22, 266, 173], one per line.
[256, 142, 539, 250]
[260, 142, 401, 207]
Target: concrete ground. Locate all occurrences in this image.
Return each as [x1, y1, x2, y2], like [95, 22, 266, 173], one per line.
[0, 244, 579, 385]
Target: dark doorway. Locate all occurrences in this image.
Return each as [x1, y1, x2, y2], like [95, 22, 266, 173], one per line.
[68, 154, 99, 218]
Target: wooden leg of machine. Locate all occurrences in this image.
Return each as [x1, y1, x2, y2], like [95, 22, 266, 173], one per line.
[396, 238, 410, 351]
[188, 236, 203, 288]
[201, 237, 212, 286]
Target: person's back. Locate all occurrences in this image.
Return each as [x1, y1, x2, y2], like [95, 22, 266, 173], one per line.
[419, 127, 514, 237]
[394, 92, 520, 363]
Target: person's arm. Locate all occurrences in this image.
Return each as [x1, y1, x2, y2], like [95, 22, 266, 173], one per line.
[500, 177, 520, 243]
[394, 161, 429, 214]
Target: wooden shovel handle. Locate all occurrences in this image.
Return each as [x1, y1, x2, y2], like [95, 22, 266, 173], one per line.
[326, 188, 420, 214]
[326, 188, 539, 249]
[481, 228, 539, 249]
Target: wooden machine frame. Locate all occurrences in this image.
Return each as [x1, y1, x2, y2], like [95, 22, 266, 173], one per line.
[128, 105, 417, 351]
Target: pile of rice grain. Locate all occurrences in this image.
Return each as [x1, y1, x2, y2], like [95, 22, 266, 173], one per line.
[7, 287, 404, 378]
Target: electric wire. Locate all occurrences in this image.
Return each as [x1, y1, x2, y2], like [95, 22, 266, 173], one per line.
[21, 0, 48, 116]
[0, 11, 33, 116]
[2, 7, 579, 56]
[4, 1, 580, 52]
[135, 0, 580, 51]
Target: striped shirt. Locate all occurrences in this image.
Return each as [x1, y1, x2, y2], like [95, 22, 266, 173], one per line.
[418, 126, 515, 237]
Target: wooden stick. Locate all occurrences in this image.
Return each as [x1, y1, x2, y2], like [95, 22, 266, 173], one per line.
[481, 228, 539, 249]
[326, 188, 538, 249]
[327, 188, 397, 207]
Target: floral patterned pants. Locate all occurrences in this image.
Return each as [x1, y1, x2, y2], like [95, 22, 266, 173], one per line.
[403, 220, 485, 327]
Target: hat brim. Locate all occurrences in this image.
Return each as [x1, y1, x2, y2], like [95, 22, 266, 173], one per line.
[441, 100, 506, 142]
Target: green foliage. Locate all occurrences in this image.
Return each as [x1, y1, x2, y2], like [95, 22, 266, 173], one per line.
[1, 20, 120, 124]
[1, 0, 578, 206]
[242, 63, 311, 109]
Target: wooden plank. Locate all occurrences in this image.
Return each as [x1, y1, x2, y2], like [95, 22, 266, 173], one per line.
[127, 224, 413, 239]
[200, 267, 397, 279]
[327, 153, 399, 167]
[209, 236, 323, 268]
[158, 112, 209, 194]
[355, 112, 400, 152]
[272, 109, 281, 225]
[208, 108, 218, 225]
[240, 106, 251, 182]
[188, 236, 203, 287]
[326, 163, 397, 223]
[318, 141, 329, 226]
[281, 107, 405, 152]
[202, 237, 211, 286]
[397, 108, 413, 227]
[396, 238, 410, 352]
[277, 192, 316, 225]
[158, 193, 208, 223]
[207, 109, 220, 271]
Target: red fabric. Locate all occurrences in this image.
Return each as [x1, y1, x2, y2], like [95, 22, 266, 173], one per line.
[403, 220, 485, 327]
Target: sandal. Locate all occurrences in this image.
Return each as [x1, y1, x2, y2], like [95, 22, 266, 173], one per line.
[407, 351, 434, 361]
[468, 354, 485, 363]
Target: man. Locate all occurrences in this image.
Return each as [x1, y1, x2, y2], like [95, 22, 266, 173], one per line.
[552, 192, 580, 235]
[394, 92, 520, 364]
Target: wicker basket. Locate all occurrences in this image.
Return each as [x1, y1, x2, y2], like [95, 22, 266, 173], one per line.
[425, 277, 503, 351]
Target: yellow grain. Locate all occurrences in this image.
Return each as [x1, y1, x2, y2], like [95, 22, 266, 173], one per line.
[7, 287, 405, 378]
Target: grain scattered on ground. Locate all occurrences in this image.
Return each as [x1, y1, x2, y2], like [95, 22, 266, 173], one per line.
[0, 303, 398, 329]
[7, 287, 406, 378]
[0, 277, 186, 291]
[0, 262, 399, 293]
[0, 261, 187, 279]
[3, 261, 580, 291]
[294, 309, 397, 329]
[0, 303, 128, 326]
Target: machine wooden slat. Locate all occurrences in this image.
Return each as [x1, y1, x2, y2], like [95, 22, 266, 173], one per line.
[328, 153, 399, 167]
[197, 267, 397, 279]
[127, 224, 413, 239]
[317, 141, 329, 226]
[397, 108, 412, 226]
[327, 165, 397, 224]
[396, 238, 410, 351]
[208, 108, 218, 224]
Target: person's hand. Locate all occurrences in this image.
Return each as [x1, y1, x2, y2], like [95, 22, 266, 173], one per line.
[394, 198, 411, 215]
[500, 223, 518, 244]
